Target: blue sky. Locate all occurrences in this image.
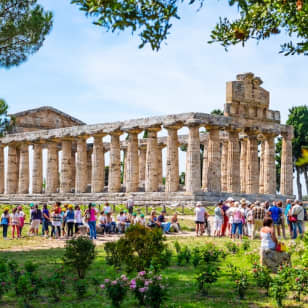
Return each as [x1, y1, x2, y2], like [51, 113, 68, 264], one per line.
[0, 1, 307, 196]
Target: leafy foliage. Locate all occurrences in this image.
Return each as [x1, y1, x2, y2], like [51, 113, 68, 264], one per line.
[63, 236, 96, 279]
[196, 263, 219, 295]
[104, 224, 168, 272]
[0, 0, 53, 68]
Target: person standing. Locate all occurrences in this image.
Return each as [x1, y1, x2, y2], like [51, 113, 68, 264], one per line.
[31, 205, 42, 236]
[194, 202, 205, 236]
[251, 201, 266, 239]
[1, 208, 10, 239]
[277, 201, 286, 239]
[17, 206, 25, 237]
[86, 203, 98, 240]
[214, 202, 223, 237]
[51, 206, 62, 239]
[11, 207, 20, 239]
[74, 205, 83, 235]
[291, 201, 305, 239]
[246, 204, 254, 239]
[65, 205, 75, 237]
[221, 200, 229, 236]
[231, 202, 244, 240]
[284, 199, 293, 238]
[269, 201, 283, 239]
[42, 204, 51, 237]
[127, 197, 134, 215]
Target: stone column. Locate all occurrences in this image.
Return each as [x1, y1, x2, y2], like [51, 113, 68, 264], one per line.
[138, 145, 146, 186]
[18, 143, 29, 194]
[123, 148, 127, 185]
[145, 127, 160, 192]
[87, 148, 92, 187]
[227, 130, 240, 193]
[157, 144, 165, 186]
[92, 135, 105, 193]
[126, 130, 141, 192]
[246, 132, 259, 194]
[206, 127, 221, 192]
[259, 140, 265, 194]
[108, 132, 122, 192]
[201, 140, 208, 190]
[60, 139, 72, 193]
[221, 140, 228, 192]
[6, 144, 18, 194]
[165, 126, 180, 192]
[240, 138, 247, 193]
[280, 131, 293, 195]
[0, 145, 4, 194]
[76, 137, 88, 193]
[46, 142, 58, 193]
[186, 124, 201, 193]
[32, 143, 43, 194]
[71, 150, 76, 191]
[263, 133, 276, 195]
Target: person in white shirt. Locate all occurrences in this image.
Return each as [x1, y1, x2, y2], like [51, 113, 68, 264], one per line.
[194, 202, 205, 236]
[291, 201, 305, 239]
[74, 205, 83, 234]
[98, 211, 107, 234]
[117, 211, 126, 233]
[103, 202, 112, 214]
[138, 214, 146, 226]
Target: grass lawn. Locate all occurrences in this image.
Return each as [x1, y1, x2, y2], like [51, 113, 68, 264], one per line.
[0, 235, 307, 308]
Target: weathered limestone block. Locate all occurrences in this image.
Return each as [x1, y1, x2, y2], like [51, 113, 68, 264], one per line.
[18, 143, 29, 194]
[259, 141, 265, 194]
[261, 249, 291, 273]
[126, 130, 140, 192]
[201, 140, 208, 190]
[246, 133, 259, 194]
[92, 135, 105, 193]
[145, 127, 160, 192]
[206, 127, 221, 192]
[264, 134, 276, 194]
[0, 146, 4, 194]
[227, 130, 240, 193]
[186, 125, 201, 193]
[240, 138, 247, 193]
[76, 137, 88, 193]
[165, 127, 180, 192]
[46, 142, 58, 193]
[60, 140, 72, 193]
[6, 144, 18, 194]
[280, 131, 293, 195]
[138, 145, 146, 186]
[108, 132, 122, 192]
[221, 140, 228, 192]
[32, 143, 43, 194]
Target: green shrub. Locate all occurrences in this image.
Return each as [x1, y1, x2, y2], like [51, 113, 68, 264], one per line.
[289, 268, 308, 302]
[63, 236, 96, 279]
[104, 224, 168, 272]
[196, 263, 219, 295]
[176, 244, 191, 266]
[227, 264, 249, 299]
[73, 278, 88, 298]
[252, 263, 272, 295]
[45, 266, 67, 302]
[225, 242, 240, 254]
[192, 243, 226, 267]
[102, 277, 128, 307]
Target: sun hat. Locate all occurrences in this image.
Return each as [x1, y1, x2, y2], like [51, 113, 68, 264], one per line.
[227, 197, 234, 202]
[132, 213, 137, 216]
[240, 198, 246, 204]
[68, 204, 73, 209]
[140, 214, 145, 218]
[4, 207, 9, 211]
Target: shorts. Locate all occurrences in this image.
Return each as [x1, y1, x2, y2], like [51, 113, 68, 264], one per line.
[231, 222, 243, 235]
[195, 221, 204, 224]
[31, 219, 41, 230]
[43, 220, 50, 231]
[128, 207, 133, 214]
[214, 218, 223, 230]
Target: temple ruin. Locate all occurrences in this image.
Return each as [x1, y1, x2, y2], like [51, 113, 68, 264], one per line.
[0, 73, 294, 205]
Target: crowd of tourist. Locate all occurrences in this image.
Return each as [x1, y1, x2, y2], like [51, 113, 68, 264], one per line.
[0, 198, 306, 241]
[209, 198, 306, 240]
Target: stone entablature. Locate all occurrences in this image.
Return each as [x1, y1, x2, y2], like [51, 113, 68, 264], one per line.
[0, 73, 294, 203]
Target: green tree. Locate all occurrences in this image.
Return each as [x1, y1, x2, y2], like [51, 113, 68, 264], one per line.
[0, 0, 53, 68]
[0, 99, 13, 136]
[211, 109, 224, 116]
[71, 0, 308, 55]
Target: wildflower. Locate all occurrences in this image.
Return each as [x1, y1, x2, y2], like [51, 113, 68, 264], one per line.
[111, 280, 117, 285]
[295, 277, 300, 282]
[130, 279, 136, 285]
[104, 279, 110, 283]
[100, 284, 105, 289]
[138, 271, 146, 276]
[139, 287, 145, 293]
[130, 284, 136, 289]
[1, 282, 5, 286]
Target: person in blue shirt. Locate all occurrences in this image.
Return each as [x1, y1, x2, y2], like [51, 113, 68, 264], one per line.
[42, 204, 51, 237]
[269, 201, 282, 238]
[284, 199, 293, 237]
[65, 205, 75, 237]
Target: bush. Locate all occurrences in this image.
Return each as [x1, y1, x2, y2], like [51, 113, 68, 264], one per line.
[227, 264, 249, 299]
[252, 263, 272, 295]
[102, 276, 128, 307]
[63, 236, 96, 279]
[196, 263, 219, 295]
[225, 242, 240, 254]
[290, 268, 308, 302]
[73, 278, 88, 298]
[46, 266, 67, 302]
[192, 243, 226, 267]
[174, 242, 191, 266]
[104, 224, 168, 272]
[241, 240, 250, 251]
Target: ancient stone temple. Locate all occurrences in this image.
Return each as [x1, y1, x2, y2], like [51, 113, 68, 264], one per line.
[0, 73, 294, 205]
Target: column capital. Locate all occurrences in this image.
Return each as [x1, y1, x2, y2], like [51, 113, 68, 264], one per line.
[93, 133, 107, 139]
[164, 123, 183, 130]
[205, 125, 221, 131]
[125, 128, 142, 135]
[109, 130, 123, 137]
[145, 125, 161, 133]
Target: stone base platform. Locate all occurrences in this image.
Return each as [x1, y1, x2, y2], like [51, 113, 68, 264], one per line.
[0, 192, 295, 206]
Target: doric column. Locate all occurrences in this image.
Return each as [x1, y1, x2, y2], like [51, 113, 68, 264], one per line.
[32, 143, 43, 194]
[157, 144, 165, 186]
[108, 131, 122, 192]
[18, 143, 29, 194]
[186, 124, 201, 193]
[165, 126, 180, 192]
[60, 139, 72, 193]
[92, 135, 105, 193]
[227, 130, 240, 193]
[71, 150, 76, 190]
[264, 133, 276, 195]
[259, 140, 265, 194]
[280, 131, 293, 195]
[221, 140, 228, 192]
[246, 132, 259, 194]
[126, 129, 141, 192]
[138, 145, 146, 186]
[76, 137, 88, 193]
[0, 145, 4, 194]
[206, 127, 221, 192]
[201, 140, 208, 190]
[145, 127, 160, 192]
[6, 143, 18, 194]
[87, 148, 92, 187]
[123, 148, 127, 185]
[240, 138, 247, 193]
[46, 142, 58, 193]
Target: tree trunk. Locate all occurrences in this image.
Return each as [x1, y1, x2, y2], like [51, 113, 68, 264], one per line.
[296, 166, 303, 200]
[304, 166, 308, 194]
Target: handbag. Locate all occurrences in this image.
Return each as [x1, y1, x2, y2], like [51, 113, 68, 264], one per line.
[289, 215, 297, 223]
